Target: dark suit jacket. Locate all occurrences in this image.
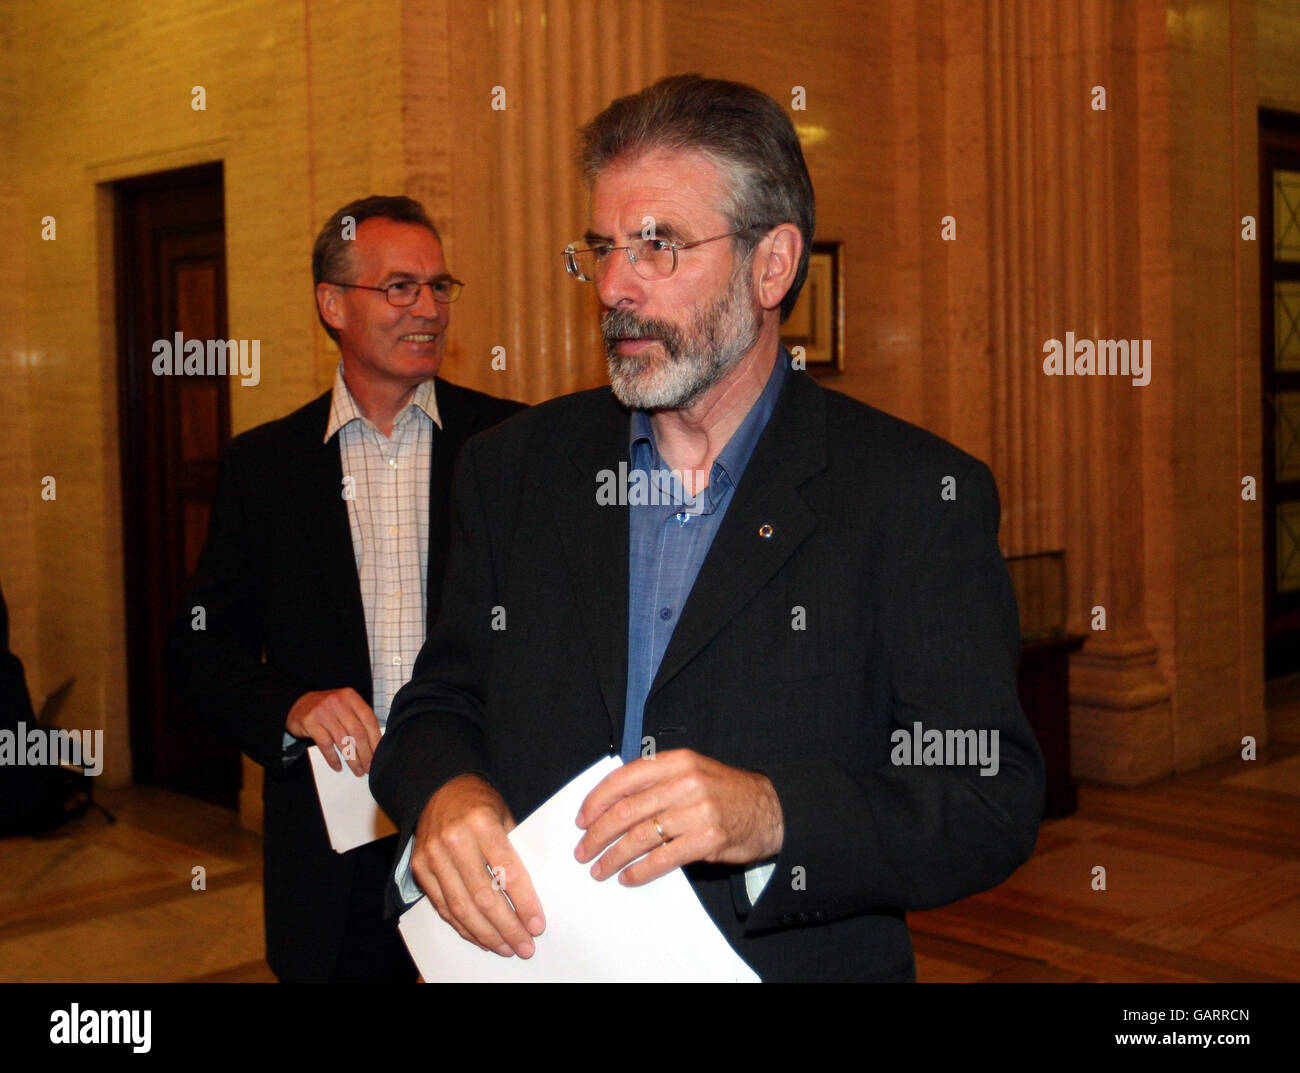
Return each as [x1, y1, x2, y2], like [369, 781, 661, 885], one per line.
[371, 356, 1044, 982]
[167, 378, 524, 982]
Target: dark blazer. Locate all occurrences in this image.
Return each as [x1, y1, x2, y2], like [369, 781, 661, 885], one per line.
[372, 355, 1044, 982]
[167, 378, 524, 982]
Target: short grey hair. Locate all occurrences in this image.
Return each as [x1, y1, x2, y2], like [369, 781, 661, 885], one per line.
[311, 195, 441, 343]
[578, 74, 815, 321]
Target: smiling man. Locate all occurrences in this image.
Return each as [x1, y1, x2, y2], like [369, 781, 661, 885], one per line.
[167, 196, 523, 981]
[372, 78, 1044, 982]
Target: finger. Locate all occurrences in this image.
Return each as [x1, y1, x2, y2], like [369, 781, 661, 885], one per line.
[616, 811, 717, 889]
[434, 845, 520, 957]
[576, 783, 668, 863]
[314, 708, 368, 776]
[575, 756, 664, 829]
[414, 859, 489, 950]
[590, 809, 678, 880]
[616, 824, 711, 887]
[577, 749, 700, 831]
[334, 712, 376, 774]
[439, 902, 489, 950]
[458, 830, 544, 955]
[481, 834, 545, 941]
[342, 690, 383, 753]
[307, 723, 342, 771]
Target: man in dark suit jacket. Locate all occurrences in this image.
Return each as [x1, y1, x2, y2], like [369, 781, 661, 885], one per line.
[168, 196, 523, 982]
[371, 77, 1043, 981]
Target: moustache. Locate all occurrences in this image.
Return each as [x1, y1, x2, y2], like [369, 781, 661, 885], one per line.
[600, 309, 682, 357]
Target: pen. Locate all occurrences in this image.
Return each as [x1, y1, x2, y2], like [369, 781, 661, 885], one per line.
[485, 862, 517, 914]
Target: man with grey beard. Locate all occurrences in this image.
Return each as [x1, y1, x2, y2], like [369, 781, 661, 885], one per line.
[372, 75, 1044, 982]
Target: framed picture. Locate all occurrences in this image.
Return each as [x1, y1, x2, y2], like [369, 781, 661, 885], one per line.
[780, 240, 844, 372]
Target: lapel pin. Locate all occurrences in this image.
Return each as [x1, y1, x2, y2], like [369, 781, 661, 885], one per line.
[758, 524, 774, 539]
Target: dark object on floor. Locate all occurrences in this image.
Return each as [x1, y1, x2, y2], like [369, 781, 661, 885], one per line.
[0, 582, 115, 835]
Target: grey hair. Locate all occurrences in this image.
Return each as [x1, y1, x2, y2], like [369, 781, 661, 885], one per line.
[578, 74, 815, 321]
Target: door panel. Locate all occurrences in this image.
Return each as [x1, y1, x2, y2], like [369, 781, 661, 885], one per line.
[116, 162, 240, 806]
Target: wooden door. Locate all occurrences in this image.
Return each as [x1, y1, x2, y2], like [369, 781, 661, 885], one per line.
[116, 162, 240, 806]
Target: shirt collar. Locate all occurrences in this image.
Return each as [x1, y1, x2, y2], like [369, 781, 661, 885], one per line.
[628, 349, 788, 490]
[323, 361, 442, 443]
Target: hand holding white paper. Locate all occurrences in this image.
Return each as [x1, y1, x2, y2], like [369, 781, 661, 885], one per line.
[398, 756, 759, 982]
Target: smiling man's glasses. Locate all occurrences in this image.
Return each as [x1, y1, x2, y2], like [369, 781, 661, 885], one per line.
[325, 277, 464, 305]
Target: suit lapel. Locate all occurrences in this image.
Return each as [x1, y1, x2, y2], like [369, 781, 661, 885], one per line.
[424, 380, 467, 633]
[550, 391, 632, 745]
[292, 400, 371, 692]
[649, 369, 828, 698]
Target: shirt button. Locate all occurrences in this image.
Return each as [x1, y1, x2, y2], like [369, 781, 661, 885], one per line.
[389, 526, 399, 536]
[388, 458, 398, 467]
[392, 590, 403, 600]
[659, 607, 672, 621]
[391, 656, 401, 665]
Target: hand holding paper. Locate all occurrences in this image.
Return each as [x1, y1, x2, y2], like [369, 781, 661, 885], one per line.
[574, 748, 785, 886]
[286, 686, 381, 774]
[399, 757, 759, 982]
[409, 773, 545, 958]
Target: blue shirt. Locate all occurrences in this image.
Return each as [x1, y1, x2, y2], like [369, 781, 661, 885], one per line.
[620, 353, 789, 761]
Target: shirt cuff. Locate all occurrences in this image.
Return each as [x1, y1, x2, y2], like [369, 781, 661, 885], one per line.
[395, 833, 424, 906]
[281, 731, 307, 766]
[744, 861, 776, 906]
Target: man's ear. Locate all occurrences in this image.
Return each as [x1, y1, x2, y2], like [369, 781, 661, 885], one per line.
[754, 224, 802, 315]
[316, 282, 346, 335]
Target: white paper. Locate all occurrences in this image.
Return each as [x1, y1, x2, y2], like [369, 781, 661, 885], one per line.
[308, 744, 397, 854]
[398, 756, 759, 982]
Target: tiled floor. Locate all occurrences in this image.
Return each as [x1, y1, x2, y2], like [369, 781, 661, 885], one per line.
[2, 695, 1297, 982]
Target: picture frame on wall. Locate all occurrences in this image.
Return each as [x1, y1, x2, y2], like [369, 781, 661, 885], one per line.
[780, 240, 844, 373]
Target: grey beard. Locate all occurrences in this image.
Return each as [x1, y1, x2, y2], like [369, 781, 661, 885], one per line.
[601, 274, 760, 411]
